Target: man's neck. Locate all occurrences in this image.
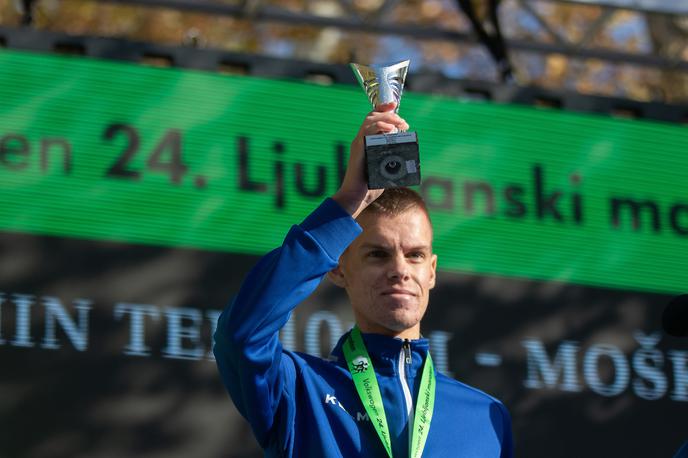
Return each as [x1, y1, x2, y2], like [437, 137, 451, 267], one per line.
[356, 322, 421, 340]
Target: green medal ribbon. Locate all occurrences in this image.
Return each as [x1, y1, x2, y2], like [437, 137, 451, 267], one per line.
[343, 326, 436, 458]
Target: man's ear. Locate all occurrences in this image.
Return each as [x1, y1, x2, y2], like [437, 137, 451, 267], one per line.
[328, 265, 347, 288]
[429, 254, 438, 289]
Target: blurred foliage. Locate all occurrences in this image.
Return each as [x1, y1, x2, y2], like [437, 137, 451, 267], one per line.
[0, 0, 686, 102]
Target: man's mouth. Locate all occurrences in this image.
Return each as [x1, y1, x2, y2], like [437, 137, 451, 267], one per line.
[381, 289, 416, 297]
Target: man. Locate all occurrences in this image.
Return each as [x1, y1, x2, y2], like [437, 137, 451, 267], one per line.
[214, 103, 513, 457]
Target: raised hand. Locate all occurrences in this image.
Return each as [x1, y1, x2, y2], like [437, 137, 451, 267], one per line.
[332, 102, 410, 217]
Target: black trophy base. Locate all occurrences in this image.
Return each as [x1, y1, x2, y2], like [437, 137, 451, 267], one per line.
[364, 131, 420, 189]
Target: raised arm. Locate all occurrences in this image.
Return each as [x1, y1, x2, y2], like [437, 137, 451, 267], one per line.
[213, 199, 359, 446]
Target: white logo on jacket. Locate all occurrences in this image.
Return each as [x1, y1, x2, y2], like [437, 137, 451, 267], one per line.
[324, 394, 370, 422]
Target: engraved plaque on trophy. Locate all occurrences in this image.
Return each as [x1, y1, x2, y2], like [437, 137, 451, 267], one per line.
[350, 60, 420, 189]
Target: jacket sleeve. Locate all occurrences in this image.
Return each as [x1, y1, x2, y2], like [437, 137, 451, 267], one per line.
[213, 198, 361, 448]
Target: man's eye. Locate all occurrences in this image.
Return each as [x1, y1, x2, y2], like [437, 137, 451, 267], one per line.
[368, 250, 387, 258]
[409, 252, 425, 259]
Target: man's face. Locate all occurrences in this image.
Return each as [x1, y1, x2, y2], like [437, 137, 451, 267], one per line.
[329, 208, 437, 339]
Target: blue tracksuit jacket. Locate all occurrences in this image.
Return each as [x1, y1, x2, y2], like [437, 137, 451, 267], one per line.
[214, 198, 513, 457]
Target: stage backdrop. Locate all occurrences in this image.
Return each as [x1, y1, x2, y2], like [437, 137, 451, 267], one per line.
[0, 49, 686, 458]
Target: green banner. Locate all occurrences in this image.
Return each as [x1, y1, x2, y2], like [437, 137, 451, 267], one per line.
[0, 49, 686, 293]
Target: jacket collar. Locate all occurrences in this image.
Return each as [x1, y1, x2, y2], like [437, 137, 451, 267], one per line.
[329, 329, 430, 377]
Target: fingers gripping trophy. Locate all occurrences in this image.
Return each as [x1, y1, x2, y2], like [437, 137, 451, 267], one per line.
[350, 60, 421, 189]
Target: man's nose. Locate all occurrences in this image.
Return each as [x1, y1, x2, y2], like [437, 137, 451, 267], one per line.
[387, 254, 409, 280]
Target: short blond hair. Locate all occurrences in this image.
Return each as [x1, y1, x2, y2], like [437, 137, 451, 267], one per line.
[358, 187, 431, 224]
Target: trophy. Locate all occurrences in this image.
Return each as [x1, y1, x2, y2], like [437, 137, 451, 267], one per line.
[350, 60, 420, 189]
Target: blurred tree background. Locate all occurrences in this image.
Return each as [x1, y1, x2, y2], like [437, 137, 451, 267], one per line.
[0, 0, 686, 103]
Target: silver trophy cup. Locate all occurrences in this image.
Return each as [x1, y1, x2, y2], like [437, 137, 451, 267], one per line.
[351, 60, 420, 189]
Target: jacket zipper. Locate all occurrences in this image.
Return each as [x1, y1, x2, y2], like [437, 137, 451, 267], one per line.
[399, 339, 414, 424]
